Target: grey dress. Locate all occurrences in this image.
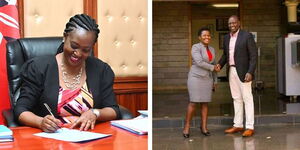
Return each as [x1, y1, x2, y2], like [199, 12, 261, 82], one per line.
[187, 42, 217, 102]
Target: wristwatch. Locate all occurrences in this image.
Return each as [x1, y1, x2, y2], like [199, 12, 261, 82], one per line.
[91, 109, 100, 118]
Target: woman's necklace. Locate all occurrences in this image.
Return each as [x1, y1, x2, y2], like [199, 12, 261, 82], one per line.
[61, 63, 83, 90]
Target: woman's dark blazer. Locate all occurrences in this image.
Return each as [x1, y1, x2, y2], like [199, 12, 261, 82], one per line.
[218, 29, 258, 82]
[14, 55, 121, 120]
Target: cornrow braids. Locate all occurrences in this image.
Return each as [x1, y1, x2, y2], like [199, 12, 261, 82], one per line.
[64, 14, 100, 42]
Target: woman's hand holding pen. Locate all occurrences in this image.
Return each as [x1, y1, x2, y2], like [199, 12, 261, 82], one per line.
[40, 115, 62, 133]
[70, 110, 97, 131]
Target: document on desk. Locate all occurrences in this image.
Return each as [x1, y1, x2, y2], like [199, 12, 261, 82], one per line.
[138, 110, 148, 117]
[34, 128, 111, 143]
[111, 118, 148, 135]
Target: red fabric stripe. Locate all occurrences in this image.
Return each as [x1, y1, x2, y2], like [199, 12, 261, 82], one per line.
[57, 88, 81, 113]
[0, 24, 20, 38]
[0, 5, 19, 22]
[0, 37, 10, 125]
[0, 5, 20, 39]
[0, 4, 20, 124]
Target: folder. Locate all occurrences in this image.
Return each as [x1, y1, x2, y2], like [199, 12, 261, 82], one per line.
[0, 135, 13, 142]
[111, 118, 148, 135]
[0, 125, 13, 142]
[138, 110, 148, 117]
[0, 125, 12, 136]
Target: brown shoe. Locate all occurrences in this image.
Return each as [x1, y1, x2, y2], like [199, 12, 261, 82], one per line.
[224, 127, 244, 134]
[242, 129, 254, 137]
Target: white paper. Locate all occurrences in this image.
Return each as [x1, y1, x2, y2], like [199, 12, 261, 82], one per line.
[137, 110, 148, 116]
[34, 128, 111, 142]
[111, 118, 148, 135]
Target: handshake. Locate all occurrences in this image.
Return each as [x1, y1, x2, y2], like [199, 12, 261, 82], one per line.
[214, 64, 221, 72]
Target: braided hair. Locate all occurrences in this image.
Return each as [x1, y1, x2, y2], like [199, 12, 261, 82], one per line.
[64, 14, 100, 42]
[57, 14, 100, 54]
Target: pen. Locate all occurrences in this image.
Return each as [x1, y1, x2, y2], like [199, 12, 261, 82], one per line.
[44, 103, 55, 117]
[44, 103, 63, 129]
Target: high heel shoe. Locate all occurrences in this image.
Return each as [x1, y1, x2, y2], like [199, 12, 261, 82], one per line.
[182, 133, 190, 138]
[183, 125, 190, 138]
[201, 127, 211, 136]
[201, 130, 211, 136]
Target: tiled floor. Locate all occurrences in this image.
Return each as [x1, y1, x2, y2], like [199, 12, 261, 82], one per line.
[153, 82, 286, 118]
[153, 124, 300, 150]
[153, 82, 300, 150]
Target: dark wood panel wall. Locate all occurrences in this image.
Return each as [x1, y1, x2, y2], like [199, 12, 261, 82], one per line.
[16, 0, 148, 117]
[17, 0, 24, 38]
[114, 77, 148, 117]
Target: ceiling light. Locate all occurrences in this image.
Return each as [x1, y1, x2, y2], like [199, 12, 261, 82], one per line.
[212, 4, 239, 8]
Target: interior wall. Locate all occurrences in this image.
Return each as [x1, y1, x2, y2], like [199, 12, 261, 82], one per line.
[241, 0, 281, 88]
[23, 0, 83, 37]
[97, 0, 148, 77]
[19, 0, 148, 116]
[153, 0, 281, 90]
[22, 0, 147, 77]
[153, 2, 190, 90]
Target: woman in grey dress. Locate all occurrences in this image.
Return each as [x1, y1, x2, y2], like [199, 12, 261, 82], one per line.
[183, 27, 218, 138]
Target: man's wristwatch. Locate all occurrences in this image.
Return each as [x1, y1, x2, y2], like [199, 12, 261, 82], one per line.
[91, 109, 100, 118]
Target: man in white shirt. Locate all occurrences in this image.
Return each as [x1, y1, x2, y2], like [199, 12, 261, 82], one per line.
[217, 15, 258, 137]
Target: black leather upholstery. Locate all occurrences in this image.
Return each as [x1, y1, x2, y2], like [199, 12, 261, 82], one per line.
[7, 37, 63, 107]
[4, 37, 133, 127]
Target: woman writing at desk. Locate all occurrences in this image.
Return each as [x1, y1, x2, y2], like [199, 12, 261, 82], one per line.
[14, 14, 120, 132]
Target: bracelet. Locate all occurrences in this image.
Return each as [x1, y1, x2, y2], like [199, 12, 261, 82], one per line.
[91, 109, 100, 118]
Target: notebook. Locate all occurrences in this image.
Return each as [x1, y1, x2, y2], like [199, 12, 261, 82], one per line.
[0, 126, 13, 142]
[0, 125, 12, 136]
[34, 128, 111, 143]
[0, 135, 13, 142]
[111, 118, 148, 135]
[138, 110, 148, 117]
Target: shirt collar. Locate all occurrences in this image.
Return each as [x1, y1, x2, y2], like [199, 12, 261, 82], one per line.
[199, 42, 209, 48]
[230, 29, 240, 37]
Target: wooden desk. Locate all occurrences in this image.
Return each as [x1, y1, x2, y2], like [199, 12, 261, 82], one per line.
[0, 122, 148, 150]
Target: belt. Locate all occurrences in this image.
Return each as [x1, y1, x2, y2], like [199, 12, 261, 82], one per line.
[230, 65, 236, 67]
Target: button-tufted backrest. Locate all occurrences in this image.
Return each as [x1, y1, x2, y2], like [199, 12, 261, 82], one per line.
[23, 0, 83, 37]
[6, 37, 63, 106]
[22, 0, 147, 77]
[97, 0, 147, 77]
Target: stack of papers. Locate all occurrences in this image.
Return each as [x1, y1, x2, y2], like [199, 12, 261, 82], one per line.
[0, 125, 13, 142]
[111, 118, 148, 135]
[34, 128, 111, 143]
[138, 110, 148, 117]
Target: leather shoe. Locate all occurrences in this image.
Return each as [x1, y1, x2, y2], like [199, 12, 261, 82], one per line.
[224, 127, 244, 134]
[242, 129, 254, 137]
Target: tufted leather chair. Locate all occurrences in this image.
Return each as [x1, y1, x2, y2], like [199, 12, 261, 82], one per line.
[3, 37, 133, 127]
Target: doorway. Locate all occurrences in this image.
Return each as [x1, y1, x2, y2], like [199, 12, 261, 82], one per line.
[190, 3, 239, 77]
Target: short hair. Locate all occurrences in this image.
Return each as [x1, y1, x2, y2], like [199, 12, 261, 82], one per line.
[229, 15, 240, 21]
[197, 27, 210, 36]
[64, 14, 100, 42]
